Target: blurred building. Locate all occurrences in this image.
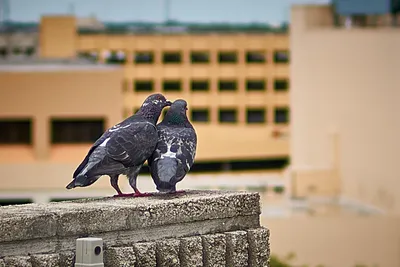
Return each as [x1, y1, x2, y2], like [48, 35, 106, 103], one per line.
[0, 15, 290, 203]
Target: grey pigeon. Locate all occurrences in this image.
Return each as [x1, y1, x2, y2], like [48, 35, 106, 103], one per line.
[148, 99, 197, 193]
[66, 93, 172, 197]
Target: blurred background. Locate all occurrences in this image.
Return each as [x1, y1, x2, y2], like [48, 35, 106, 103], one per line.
[0, 0, 399, 266]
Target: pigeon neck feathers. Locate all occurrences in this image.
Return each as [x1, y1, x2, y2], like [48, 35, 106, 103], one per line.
[162, 109, 192, 128]
[136, 103, 163, 124]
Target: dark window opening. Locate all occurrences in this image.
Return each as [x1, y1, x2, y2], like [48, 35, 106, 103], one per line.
[191, 51, 210, 63]
[219, 80, 237, 91]
[134, 51, 154, 64]
[247, 109, 266, 124]
[25, 47, 35, 56]
[274, 50, 289, 63]
[190, 158, 289, 173]
[0, 47, 7, 57]
[274, 79, 289, 91]
[0, 119, 32, 144]
[246, 80, 266, 91]
[274, 107, 290, 124]
[163, 80, 182, 91]
[51, 119, 105, 144]
[78, 51, 98, 62]
[12, 47, 22, 55]
[218, 51, 237, 63]
[104, 50, 126, 64]
[134, 80, 153, 92]
[191, 109, 209, 122]
[246, 51, 266, 63]
[163, 52, 182, 64]
[191, 80, 209, 91]
[219, 109, 237, 123]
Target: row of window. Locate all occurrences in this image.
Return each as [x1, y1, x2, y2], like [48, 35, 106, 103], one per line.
[126, 79, 289, 92]
[79, 50, 289, 65]
[158, 107, 289, 124]
[0, 47, 36, 57]
[0, 110, 289, 144]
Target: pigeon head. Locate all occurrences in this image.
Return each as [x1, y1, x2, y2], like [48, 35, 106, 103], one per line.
[136, 93, 172, 123]
[162, 99, 190, 126]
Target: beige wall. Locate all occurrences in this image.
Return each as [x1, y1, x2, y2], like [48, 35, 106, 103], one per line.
[39, 16, 77, 58]
[290, 6, 400, 212]
[0, 68, 124, 160]
[263, 216, 400, 267]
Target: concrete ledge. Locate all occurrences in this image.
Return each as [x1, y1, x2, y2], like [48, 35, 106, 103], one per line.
[0, 190, 269, 266]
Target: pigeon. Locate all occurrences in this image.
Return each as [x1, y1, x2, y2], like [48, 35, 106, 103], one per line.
[66, 93, 172, 197]
[148, 99, 197, 193]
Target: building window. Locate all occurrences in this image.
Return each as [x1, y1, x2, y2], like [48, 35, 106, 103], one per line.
[78, 51, 98, 62]
[0, 47, 7, 58]
[274, 107, 289, 124]
[246, 51, 266, 63]
[218, 51, 237, 63]
[219, 80, 237, 91]
[12, 47, 22, 55]
[219, 109, 237, 123]
[51, 119, 105, 144]
[0, 119, 32, 144]
[191, 109, 209, 122]
[134, 51, 154, 64]
[247, 109, 266, 124]
[274, 50, 289, 63]
[246, 80, 266, 91]
[134, 80, 153, 92]
[191, 51, 210, 63]
[163, 51, 182, 64]
[104, 50, 126, 64]
[191, 80, 209, 91]
[274, 79, 289, 91]
[163, 80, 182, 91]
[25, 47, 35, 56]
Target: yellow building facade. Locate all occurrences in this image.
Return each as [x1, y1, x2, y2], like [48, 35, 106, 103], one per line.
[39, 16, 291, 162]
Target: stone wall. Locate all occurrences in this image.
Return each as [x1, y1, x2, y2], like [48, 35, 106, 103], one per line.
[0, 190, 270, 266]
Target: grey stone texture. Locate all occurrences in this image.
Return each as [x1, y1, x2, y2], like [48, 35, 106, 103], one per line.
[30, 254, 60, 267]
[133, 242, 157, 267]
[226, 230, 249, 267]
[0, 190, 270, 266]
[248, 227, 271, 267]
[202, 233, 227, 267]
[179, 236, 203, 267]
[3, 256, 32, 266]
[156, 239, 180, 267]
[104, 247, 136, 267]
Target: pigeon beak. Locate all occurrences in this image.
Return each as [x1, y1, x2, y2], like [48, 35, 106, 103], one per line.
[166, 100, 172, 106]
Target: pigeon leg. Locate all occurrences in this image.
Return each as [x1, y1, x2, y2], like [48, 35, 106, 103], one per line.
[127, 165, 153, 197]
[110, 175, 132, 197]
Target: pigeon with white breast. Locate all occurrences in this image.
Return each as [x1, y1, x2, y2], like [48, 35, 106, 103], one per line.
[66, 93, 172, 197]
[148, 99, 197, 193]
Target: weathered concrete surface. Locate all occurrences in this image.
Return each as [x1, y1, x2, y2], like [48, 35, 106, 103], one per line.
[0, 190, 260, 257]
[104, 247, 136, 267]
[156, 239, 180, 267]
[179, 236, 203, 267]
[226, 231, 249, 267]
[202, 234, 227, 267]
[0, 190, 270, 266]
[248, 228, 270, 267]
[133, 242, 156, 267]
